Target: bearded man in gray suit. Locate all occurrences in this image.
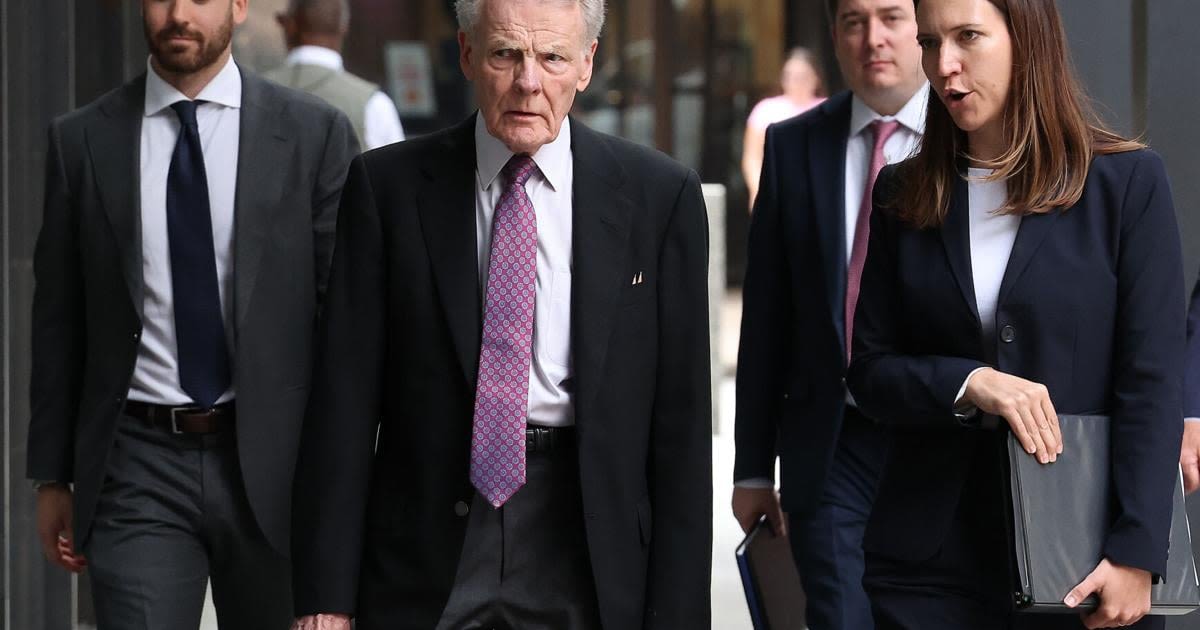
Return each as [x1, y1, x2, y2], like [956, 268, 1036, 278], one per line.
[27, 1, 358, 628]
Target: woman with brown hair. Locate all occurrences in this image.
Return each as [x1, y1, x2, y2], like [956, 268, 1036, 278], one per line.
[846, 0, 1184, 628]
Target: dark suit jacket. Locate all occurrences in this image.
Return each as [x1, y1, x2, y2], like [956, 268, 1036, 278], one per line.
[290, 115, 713, 629]
[1186, 270, 1200, 418]
[847, 149, 1185, 577]
[26, 68, 359, 555]
[734, 92, 855, 515]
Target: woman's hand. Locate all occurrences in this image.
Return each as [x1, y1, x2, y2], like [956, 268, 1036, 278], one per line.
[963, 368, 1062, 463]
[1064, 558, 1152, 628]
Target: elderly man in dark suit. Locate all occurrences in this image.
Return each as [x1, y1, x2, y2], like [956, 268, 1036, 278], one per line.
[289, 0, 713, 629]
[732, 0, 927, 628]
[27, 0, 359, 627]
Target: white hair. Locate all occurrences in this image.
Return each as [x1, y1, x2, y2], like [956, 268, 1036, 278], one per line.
[454, 0, 606, 44]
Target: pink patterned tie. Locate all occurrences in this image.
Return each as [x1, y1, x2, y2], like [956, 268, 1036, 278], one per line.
[845, 119, 900, 363]
[470, 155, 538, 508]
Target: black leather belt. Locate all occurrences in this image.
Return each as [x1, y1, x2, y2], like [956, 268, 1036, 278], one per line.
[526, 425, 574, 454]
[124, 400, 235, 434]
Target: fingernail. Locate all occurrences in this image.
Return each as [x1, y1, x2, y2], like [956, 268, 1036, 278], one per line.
[1039, 454, 1048, 464]
[1064, 595, 1077, 607]
[1027, 445, 1036, 454]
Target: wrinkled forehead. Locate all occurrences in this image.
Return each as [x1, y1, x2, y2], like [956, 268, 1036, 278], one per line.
[476, 0, 588, 45]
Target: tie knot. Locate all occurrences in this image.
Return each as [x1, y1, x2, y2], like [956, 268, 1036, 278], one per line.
[170, 100, 202, 130]
[502, 155, 537, 188]
[869, 119, 902, 150]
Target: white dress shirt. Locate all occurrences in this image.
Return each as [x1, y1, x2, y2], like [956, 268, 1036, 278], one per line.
[285, 45, 405, 150]
[956, 170, 1021, 406]
[474, 116, 575, 427]
[844, 87, 928, 263]
[129, 56, 241, 406]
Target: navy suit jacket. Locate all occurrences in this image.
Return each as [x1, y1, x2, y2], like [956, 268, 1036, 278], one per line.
[847, 149, 1185, 576]
[1186, 271, 1200, 418]
[734, 92, 856, 516]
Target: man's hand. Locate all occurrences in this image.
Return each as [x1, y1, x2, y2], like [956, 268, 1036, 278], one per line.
[963, 367, 1062, 464]
[291, 614, 351, 630]
[732, 486, 787, 537]
[1181, 421, 1200, 493]
[35, 484, 86, 573]
[1064, 558, 1152, 629]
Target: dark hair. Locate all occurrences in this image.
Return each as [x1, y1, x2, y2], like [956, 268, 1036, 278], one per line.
[895, 0, 1143, 228]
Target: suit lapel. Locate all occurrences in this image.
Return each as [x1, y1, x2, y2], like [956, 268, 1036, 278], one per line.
[809, 93, 851, 345]
[940, 170, 982, 325]
[233, 71, 292, 330]
[570, 121, 634, 415]
[997, 206, 1058, 306]
[417, 118, 482, 390]
[88, 77, 146, 315]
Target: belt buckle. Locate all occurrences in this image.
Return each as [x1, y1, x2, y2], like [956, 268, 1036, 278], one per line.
[169, 406, 203, 434]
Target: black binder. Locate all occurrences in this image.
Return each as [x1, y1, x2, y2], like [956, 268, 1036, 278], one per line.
[1008, 414, 1200, 614]
[735, 517, 806, 630]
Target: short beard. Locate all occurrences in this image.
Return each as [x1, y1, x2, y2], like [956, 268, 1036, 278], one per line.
[144, 8, 234, 75]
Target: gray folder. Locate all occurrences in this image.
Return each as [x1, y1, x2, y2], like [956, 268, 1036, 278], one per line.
[1008, 414, 1200, 614]
[735, 517, 807, 630]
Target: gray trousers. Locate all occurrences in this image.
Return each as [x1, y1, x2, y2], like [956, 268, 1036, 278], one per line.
[84, 415, 292, 630]
[433, 442, 603, 630]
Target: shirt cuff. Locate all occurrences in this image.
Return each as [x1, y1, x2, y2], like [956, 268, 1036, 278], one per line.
[734, 477, 775, 489]
[953, 367, 991, 420]
[1186, 417, 1200, 423]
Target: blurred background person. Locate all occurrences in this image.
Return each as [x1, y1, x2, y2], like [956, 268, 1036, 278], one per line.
[268, 0, 405, 150]
[732, 1, 926, 628]
[741, 46, 827, 209]
[848, 0, 1183, 628]
[1182, 269, 1200, 493]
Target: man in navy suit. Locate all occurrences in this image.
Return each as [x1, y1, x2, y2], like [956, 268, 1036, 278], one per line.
[732, 0, 926, 627]
[1181, 271, 1200, 493]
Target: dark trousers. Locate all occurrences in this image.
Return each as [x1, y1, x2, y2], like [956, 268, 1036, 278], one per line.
[84, 415, 292, 630]
[788, 405, 887, 630]
[432, 439, 602, 630]
[865, 433, 1163, 630]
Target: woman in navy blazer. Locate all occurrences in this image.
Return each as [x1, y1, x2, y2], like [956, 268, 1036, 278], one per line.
[847, 1, 1185, 629]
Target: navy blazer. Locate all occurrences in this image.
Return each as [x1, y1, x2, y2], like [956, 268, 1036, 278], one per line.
[847, 149, 1185, 576]
[734, 92, 856, 516]
[1186, 271, 1200, 418]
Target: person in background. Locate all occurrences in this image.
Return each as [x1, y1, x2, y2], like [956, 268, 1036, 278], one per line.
[288, 0, 713, 628]
[848, 0, 1183, 628]
[732, 1, 926, 628]
[1181, 270, 1200, 492]
[268, 0, 405, 150]
[28, 0, 359, 627]
[741, 47, 826, 208]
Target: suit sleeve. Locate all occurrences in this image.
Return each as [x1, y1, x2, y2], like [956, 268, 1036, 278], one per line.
[1102, 151, 1185, 576]
[27, 121, 84, 483]
[312, 110, 361, 303]
[733, 123, 789, 484]
[645, 169, 713, 629]
[846, 167, 988, 426]
[291, 155, 385, 616]
[1184, 267, 1200, 418]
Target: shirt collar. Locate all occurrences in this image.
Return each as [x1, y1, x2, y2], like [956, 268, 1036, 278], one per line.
[849, 83, 929, 138]
[474, 114, 572, 193]
[144, 54, 242, 117]
[287, 45, 345, 71]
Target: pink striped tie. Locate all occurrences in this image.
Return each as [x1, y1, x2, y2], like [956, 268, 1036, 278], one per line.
[470, 155, 538, 507]
[845, 120, 900, 363]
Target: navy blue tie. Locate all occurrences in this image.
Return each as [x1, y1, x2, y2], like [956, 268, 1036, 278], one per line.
[167, 100, 230, 408]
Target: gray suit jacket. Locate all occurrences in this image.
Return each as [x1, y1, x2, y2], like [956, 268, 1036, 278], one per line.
[26, 67, 359, 555]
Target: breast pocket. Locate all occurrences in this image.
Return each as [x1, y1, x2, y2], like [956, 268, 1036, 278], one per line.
[536, 270, 572, 370]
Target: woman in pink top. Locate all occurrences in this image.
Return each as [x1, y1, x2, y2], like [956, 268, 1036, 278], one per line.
[743, 47, 827, 209]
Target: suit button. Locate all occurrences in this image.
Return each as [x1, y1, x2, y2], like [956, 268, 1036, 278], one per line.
[1000, 325, 1016, 343]
[454, 501, 470, 517]
[133, 331, 140, 340]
